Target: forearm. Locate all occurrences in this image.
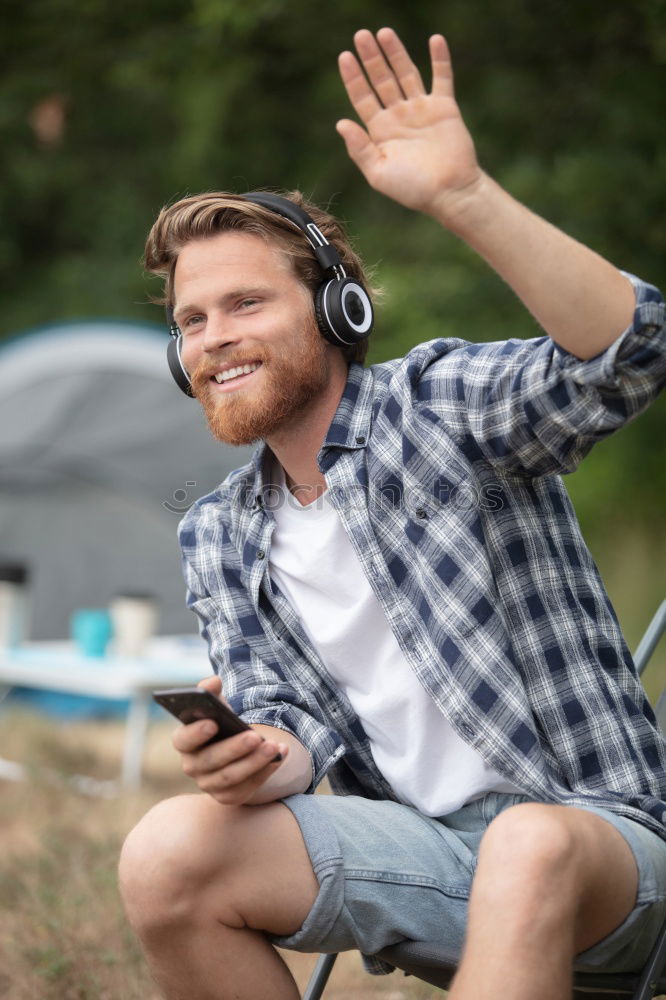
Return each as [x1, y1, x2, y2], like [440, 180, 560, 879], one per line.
[436, 171, 636, 360]
[338, 29, 637, 359]
[245, 724, 313, 804]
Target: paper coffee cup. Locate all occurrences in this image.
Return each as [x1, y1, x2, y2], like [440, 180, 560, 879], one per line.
[109, 593, 158, 658]
[0, 563, 30, 648]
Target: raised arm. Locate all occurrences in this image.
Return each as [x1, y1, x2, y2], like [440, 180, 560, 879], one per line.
[337, 28, 636, 360]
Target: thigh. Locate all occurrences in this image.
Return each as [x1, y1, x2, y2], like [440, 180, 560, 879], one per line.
[478, 800, 640, 949]
[119, 793, 320, 936]
[268, 791, 503, 959]
[478, 799, 664, 970]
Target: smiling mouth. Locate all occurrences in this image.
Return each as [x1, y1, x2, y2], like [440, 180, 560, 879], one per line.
[210, 362, 262, 386]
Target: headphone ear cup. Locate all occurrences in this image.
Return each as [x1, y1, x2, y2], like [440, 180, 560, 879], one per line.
[314, 282, 338, 345]
[167, 334, 195, 397]
[315, 277, 374, 347]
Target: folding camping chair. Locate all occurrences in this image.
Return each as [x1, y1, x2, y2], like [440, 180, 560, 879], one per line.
[303, 599, 666, 1000]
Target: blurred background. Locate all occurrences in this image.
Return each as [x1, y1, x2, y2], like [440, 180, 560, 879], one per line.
[0, 2, 664, 995]
[0, 0, 664, 667]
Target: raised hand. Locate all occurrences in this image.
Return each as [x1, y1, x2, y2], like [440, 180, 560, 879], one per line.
[336, 28, 482, 223]
[337, 28, 637, 365]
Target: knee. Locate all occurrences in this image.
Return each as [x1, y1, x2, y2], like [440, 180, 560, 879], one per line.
[118, 794, 235, 935]
[479, 803, 581, 886]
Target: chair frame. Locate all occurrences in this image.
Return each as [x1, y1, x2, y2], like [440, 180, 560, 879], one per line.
[303, 600, 666, 1000]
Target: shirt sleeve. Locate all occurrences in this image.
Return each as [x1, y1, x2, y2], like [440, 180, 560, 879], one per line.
[181, 555, 347, 792]
[416, 272, 666, 477]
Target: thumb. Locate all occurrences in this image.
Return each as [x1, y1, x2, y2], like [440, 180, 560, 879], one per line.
[336, 119, 380, 173]
[198, 674, 222, 697]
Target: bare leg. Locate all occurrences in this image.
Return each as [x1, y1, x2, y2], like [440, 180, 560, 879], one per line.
[447, 803, 639, 1000]
[118, 794, 319, 1000]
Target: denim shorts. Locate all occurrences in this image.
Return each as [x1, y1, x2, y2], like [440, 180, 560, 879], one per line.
[268, 791, 666, 975]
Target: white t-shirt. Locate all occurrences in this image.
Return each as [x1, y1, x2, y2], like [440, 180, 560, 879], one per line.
[268, 467, 521, 815]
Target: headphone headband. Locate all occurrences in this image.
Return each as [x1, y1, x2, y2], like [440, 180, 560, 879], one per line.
[242, 191, 345, 276]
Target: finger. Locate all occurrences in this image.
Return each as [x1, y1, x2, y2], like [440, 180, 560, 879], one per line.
[353, 28, 405, 107]
[201, 751, 286, 803]
[197, 674, 231, 709]
[172, 718, 217, 753]
[197, 675, 221, 696]
[336, 119, 382, 175]
[192, 730, 267, 774]
[338, 50, 382, 125]
[190, 739, 288, 790]
[173, 720, 259, 756]
[202, 739, 288, 784]
[375, 27, 426, 99]
[429, 34, 455, 98]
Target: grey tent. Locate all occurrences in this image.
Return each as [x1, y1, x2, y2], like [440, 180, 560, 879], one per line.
[0, 321, 253, 639]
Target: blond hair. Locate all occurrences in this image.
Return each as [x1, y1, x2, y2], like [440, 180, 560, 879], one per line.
[144, 189, 376, 365]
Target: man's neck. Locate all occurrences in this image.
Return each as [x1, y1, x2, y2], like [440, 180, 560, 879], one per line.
[267, 356, 348, 506]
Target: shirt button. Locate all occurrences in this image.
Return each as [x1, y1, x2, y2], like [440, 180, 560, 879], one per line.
[356, 435, 366, 445]
[256, 550, 265, 560]
[415, 508, 428, 519]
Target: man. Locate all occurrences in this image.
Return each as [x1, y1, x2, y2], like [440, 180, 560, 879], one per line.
[119, 28, 666, 1000]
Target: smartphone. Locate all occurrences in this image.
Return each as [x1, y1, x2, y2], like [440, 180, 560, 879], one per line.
[153, 687, 281, 759]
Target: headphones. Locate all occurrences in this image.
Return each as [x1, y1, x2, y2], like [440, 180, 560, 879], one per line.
[166, 191, 374, 397]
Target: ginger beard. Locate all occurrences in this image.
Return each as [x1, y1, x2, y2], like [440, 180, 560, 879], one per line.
[189, 314, 330, 446]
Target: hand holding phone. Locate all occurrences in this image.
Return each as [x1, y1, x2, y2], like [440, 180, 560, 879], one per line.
[157, 678, 304, 807]
[153, 686, 281, 759]
[154, 687, 250, 745]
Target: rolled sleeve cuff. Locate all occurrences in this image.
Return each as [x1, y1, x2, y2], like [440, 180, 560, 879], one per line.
[231, 701, 347, 793]
[553, 272, 666, 389]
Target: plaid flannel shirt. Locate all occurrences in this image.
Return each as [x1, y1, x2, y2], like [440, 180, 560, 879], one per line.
[180, 271, 666, 844]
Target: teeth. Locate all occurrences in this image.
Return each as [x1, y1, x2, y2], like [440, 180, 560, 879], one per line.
[214, 362, 260, 384]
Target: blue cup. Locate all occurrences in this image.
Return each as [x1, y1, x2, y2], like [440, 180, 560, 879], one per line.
[71, 609, 113, 658]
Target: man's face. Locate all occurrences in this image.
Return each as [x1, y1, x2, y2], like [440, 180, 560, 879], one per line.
[173, 231, 331, 446]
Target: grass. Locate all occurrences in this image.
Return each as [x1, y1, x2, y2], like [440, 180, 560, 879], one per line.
[0, 711, 444, 999]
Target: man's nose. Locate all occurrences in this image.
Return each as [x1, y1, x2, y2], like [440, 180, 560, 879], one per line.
[202, 314, 239, 352]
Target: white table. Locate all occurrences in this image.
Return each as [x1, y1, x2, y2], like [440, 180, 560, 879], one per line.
[0, 636, 212, 792]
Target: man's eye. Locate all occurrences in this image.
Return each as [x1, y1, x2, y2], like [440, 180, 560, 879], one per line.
[239, 298, 259, 309]
[183, 315, 204, 330]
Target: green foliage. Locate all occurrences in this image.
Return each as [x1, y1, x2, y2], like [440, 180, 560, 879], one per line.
[1, 0, 664, 531]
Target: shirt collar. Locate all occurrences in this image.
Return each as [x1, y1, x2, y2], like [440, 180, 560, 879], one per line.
[247, 362, 375, 494]
[245, 442, 277, 508]
[318, 362, 375, 459]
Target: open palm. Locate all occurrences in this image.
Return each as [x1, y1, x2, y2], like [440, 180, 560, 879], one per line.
[337, 29, 481, 220]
